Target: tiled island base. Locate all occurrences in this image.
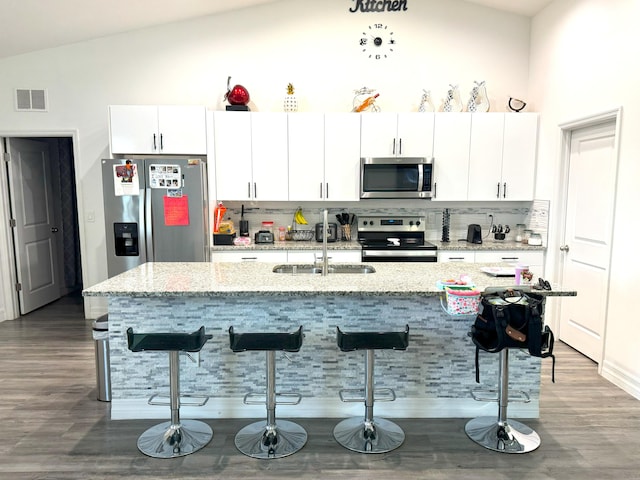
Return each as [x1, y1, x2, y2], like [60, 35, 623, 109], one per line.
[107, 294, 542, 420]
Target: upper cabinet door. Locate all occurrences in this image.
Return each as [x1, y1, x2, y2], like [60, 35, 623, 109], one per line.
[251, 112, 288, 201]
[502, 113, 538, 201]
[157, 105, 207, 154]
[467, 113, 505, 200]
[396, 113, 435, 158]
[432, 113, 472, 201]
[324, 113, 361, 201]
[213, 111, 253, 201]
[109, 105, 207, 155]
[288, 113, 325, 201]
[360, 113, 399, 157]
[109, 105, 158, 154]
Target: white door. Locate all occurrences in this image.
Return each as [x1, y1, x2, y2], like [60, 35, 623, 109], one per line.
[559, 121, 617, 363]
[7, 138, 60, 314]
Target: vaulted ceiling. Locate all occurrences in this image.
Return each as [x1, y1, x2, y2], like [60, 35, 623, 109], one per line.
[0, 0, 553, 60]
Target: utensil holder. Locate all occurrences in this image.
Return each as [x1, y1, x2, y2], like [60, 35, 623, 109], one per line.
[341, 225, 351, 241]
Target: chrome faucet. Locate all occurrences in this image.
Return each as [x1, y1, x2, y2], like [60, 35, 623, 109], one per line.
[322, 209, 329, 276]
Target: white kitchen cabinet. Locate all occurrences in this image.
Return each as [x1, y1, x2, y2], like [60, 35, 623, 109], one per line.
[288, 113, 325, 201]
[432, 113, 472, 201]
[211, 251, 287, 263]
[467, 113, 505, 200]
[109, 105, 206, 155]
[287, 250, 361, 263]
[467, 113, 538, 201]
[324, 113, 361, 201]
[360, 112, 434, 158]
[475, 250, 544, 274]
[213, 111, 288, 201]
[501, 113, 538, 201]
[438, 251, 475, 263]
[288, 113, 360, 201]
[251, 112, 289, 200]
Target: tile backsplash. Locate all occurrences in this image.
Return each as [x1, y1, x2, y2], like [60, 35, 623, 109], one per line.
[215, 199, 549, 246]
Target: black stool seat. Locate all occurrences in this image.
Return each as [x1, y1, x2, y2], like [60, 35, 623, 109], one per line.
[126, 325, 213, 458]
[333, 324, 410, 454]
[229, 325, 306, 459]
[127, 326, 212, 352]
[229, 325, 303, 352]
[337, 325, 409, 351]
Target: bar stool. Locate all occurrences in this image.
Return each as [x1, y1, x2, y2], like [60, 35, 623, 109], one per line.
[333, 324, 409, 454]
[228, 325, 307, 459]
[126, 326, 213, 458]
[465, 348, 540, 453]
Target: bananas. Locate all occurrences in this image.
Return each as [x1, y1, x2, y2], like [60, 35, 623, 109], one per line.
[294, 207, 308, 225]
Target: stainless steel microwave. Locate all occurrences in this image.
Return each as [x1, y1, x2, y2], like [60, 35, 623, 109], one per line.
[360, 157, 434, 199]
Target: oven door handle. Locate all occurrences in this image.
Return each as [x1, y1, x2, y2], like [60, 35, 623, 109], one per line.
[362, 250, 437, 258]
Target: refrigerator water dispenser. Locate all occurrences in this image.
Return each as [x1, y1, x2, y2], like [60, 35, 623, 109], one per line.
[114, 223, 139, 256]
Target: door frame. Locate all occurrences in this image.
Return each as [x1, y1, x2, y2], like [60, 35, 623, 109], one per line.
[0, 130, 81, 321]
[552, 107, 622, 372]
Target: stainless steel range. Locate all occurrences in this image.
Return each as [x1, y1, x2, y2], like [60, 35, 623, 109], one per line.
[357, 215, 437, 262]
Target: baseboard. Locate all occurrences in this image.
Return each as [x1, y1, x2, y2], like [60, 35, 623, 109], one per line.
[601, 360, 640, 400]
[110, 397, 539, 421]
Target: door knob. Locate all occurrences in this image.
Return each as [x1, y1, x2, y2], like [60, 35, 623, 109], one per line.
[560, 245, 570, 252]
[51, 227, 59, 233]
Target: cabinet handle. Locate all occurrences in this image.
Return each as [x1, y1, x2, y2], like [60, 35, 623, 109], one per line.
[247, 182, 251, 198]
[319, 182, 323, 199]
[160, 133, 164, 151]
[254, 182, 257, 198]
[241, 257, 258, 261]
[434, 182, 437, 198]
[501, 257, 519, 261]
[503, 182, 507, 199]
[448, 257, 466, 261]
[326, 183, 329, 199]
[399, 138, 402, 155]
[153, 134, 157, 151]
[496, 182, 501, 199]
[392, 138, 396, 155]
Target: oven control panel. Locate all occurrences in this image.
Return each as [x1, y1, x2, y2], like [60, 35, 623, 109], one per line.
[358, 216, 425, 232]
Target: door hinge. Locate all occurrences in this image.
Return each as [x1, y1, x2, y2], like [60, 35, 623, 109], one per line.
[9, 218, 16, 228]
[15, 283, 22, 292]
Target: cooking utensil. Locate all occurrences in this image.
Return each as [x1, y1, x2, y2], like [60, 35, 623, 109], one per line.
[336, 214, 345, 225]
[239, 204, 249, 237]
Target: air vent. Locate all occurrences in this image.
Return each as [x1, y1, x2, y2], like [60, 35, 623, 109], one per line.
[15, 88, 48, 112]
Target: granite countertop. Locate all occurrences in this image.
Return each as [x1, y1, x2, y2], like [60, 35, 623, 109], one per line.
[83, 262, 574, 298]
[211, 239, 545, 252]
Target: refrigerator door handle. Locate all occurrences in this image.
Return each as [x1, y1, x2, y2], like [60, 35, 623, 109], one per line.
[145, 186, 154, 261]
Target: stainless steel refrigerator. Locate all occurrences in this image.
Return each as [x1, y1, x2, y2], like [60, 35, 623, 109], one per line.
[102, 157, 209, 278]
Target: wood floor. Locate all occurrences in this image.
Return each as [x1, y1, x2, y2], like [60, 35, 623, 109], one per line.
[1, 293, 639, 480]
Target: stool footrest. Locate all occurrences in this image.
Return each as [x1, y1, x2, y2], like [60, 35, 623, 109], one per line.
[243, 392, 302, 406]
[339, 388, 396, 403]
[148, 393, 210, 407]
[470, 388, 530, 403]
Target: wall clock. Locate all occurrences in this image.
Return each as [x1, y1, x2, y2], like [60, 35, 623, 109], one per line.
[359, 23, 396, 60]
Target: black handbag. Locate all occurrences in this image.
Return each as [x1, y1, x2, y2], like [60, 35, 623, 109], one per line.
[469, 289, 556, 382]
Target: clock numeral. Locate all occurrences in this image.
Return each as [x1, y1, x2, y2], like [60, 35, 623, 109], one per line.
[372, 23, 384, 29]
[375, 54, 381, 60]
[360, 38, 367, 46]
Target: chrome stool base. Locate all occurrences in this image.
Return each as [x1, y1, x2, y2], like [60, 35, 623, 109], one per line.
[333, 417, 405, 454]
[137, 419, 213, 458]
[234, 420, 308, 459]
[465, 416, 540, 454]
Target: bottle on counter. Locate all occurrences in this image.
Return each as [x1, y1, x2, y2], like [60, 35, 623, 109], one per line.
[278, 226, 286, 241]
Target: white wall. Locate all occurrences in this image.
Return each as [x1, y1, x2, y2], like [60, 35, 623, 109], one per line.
[530, 0, 640, 397]
[0, 0, 532, 318]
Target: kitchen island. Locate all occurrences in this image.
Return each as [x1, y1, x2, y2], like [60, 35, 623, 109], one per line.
[83, 262, 576, 420]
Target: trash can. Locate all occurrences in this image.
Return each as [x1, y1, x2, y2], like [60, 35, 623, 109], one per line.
[93, 314, 112, 402]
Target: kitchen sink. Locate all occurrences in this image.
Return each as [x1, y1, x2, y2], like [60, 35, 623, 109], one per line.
[272, 264, 376, 275]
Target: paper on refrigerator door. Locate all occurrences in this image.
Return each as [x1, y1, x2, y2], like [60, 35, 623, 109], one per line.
[112, 162, 139, 196]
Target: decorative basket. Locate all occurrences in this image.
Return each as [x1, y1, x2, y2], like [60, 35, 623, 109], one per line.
[291, 230, 314, 241]
[443, 286, 481, 316]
